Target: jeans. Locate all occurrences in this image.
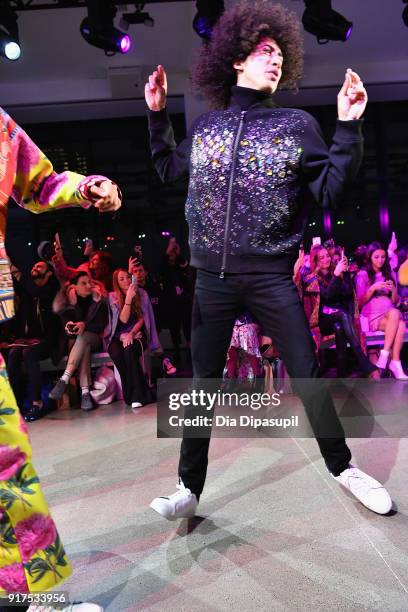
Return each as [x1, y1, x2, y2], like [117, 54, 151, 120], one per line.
[178, 270, 351, 498]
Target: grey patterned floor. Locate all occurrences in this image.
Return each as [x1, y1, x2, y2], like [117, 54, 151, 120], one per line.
[28, 400, 408, 612]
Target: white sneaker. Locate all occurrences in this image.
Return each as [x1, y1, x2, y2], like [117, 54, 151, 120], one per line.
[27, 603, 103, 612]
[131, 401, 143, 413]
[332, 464, 392, 514]
[150, 481, 198, 521]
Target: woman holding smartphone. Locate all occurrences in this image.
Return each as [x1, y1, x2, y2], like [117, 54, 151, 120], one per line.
[106, 269, 149, 409]
[355, 242, 407, 379]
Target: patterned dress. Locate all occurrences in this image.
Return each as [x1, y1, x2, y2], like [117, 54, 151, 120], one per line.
[0, 106, 112, 594]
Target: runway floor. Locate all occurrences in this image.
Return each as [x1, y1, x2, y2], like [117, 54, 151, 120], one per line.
[28, 395, 408, 612]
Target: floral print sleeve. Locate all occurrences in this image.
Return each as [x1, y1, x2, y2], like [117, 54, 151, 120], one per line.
[0, 355, 71, 594]
[0, 107, 108, 214]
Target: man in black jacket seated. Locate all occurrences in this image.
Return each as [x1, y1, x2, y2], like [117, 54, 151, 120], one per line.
[7, 261, 61, 421]
[145, 1, 392, 517]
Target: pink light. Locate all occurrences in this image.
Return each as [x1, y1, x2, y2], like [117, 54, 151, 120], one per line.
[120, 35, 131, 53]
[379, 202, 390, 235]
[323, 210, 332, 235]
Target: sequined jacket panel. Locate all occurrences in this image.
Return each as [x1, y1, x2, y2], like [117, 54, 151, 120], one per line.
[148, 94, 363, 274]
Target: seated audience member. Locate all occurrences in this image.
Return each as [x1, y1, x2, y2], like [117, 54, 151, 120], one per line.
[7, 261, 61, 420]
[355, 242, 407, 379]
[349, 244, 368, 278]
[299, 245, 379, 378]
[105, 269, 150, 409]
[331, 245, 344, 267]
[50, 271, 108, 409]
[323, 238, 336, 259]
[397, 246, 408, 322]
[129, 256, 164, 331]
[53, 244, 113, 293]
[225, 312, 262, 379]
[128, 257, 176, 375]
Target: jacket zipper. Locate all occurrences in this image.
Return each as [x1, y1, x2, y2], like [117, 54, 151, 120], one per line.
[219, 110, 246, 279]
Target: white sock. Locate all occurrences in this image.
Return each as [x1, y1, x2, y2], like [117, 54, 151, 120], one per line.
[81, 386, 89, 395]
[61, 371, 71, 383]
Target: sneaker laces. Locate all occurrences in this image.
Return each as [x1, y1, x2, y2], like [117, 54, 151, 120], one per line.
[342, 467, 380, 494]
[163, 482, 192, 501]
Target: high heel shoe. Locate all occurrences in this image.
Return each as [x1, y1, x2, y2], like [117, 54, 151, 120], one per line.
[389, 360, 408, 380]
[375, 349, 390, 370]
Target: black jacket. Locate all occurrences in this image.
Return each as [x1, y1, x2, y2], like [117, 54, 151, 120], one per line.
[13, 275, 60, 346]
[319, 272, 355, 317]
[148, 86, 363, 276]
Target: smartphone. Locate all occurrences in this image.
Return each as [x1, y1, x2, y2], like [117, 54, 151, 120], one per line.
[54, 232, 61, 249]
[66, 322, 77, 335]
[312, 237, 321, 246]
[131, 274, 138, 287]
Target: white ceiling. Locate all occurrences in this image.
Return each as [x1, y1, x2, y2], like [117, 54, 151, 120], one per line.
[1, 0, 407, 123]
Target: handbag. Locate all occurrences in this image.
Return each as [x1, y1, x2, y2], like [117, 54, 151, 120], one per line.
[90, 365, 117, 404]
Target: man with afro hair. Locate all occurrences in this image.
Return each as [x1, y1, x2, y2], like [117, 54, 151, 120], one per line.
[145, 1, 392, 518]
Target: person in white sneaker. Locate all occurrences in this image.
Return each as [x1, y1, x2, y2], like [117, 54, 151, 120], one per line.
[145, 1, 393, 519]
[356, 241, 408, 380]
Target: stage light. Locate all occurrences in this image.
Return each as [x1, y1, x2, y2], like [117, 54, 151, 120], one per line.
[120, 4, 154, 30]
[0, 1, 20, 61]
[2, 38, 20, 60]
[302, 0, 353, 44]
[403, 1, 408, 27]
[193, 0, 224, 41]
[80, 0, 131, 55]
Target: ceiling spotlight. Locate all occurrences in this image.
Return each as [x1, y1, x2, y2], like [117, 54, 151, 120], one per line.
[193, 0, 224, 41]
[403, 1, 408, 27]
[0, 1, 21, 61]
[120, 4, 154, 30]
[80, 0, 131, 55]
[302, 0, 353, 44]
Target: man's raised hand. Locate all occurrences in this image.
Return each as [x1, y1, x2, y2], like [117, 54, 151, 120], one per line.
[145, 65, 167, 111]
[337, 68, 368, 121]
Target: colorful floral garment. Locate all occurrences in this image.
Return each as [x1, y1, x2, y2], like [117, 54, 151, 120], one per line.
[0, 106, 114, 594]
[0, 354, 71, 593]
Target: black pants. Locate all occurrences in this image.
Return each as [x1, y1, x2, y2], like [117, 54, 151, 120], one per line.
[319, 310, 376, 376]
[7, 342, 50, 406]
[179, 270, 351, 498]
[108, 338, 149, 405]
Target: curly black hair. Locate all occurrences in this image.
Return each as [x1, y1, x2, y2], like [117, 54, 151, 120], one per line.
[191, 0, 304, 109]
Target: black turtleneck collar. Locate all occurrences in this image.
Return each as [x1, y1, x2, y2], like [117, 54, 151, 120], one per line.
[229, 85, 277, 111]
